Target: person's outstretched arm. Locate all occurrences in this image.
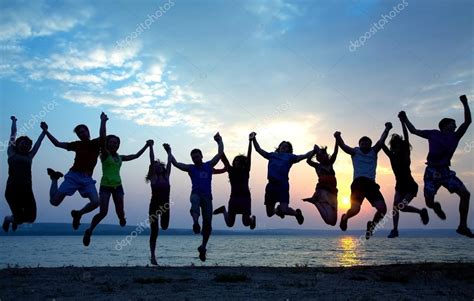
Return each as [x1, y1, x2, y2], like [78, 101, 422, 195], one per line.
[121, 140, 152, 162]
[382, 144, 391, 158]
[398, 111, 428, 138]
[329, 138, 339, 164]
[401, 116, 409, 144]
[306, 145, 320, 168]
[163, 143, 191, 172]
[100, 112, 108, 140]
[166, 147, 172, 177]
[29, 125, 47, 159]
[99, 112, 110, 160]
[149, 140, 155, 165]
[40, 122, 68, 150]
[208, 132, 224, 167]
[373, 122, 393, 153]
[220, 152, 231, 170]
[456, 95, 471, 138]
[246, 137, 252, 171]
[334, 131, 355, 155]
[213, 167, 227, 174]
[294, 149, 314, 163]
[7, 116, 17, 156]
[250, 132, 270, 159]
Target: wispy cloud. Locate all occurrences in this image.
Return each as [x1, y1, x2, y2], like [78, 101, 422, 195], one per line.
[0, 1, 91, 42]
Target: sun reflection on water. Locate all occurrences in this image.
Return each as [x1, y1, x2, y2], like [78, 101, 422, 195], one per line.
[337, 236, 361, 267]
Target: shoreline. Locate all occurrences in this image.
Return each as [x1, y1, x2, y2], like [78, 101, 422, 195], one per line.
[1, 263, 473, 300]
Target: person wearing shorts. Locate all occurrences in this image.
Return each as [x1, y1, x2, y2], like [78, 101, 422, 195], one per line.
[400, 94, 472, 238]
[165, 133, 224, 262]
[42, 113, 108, 230]
[335, 122, 392, 240]
[251, 132, 311, 225]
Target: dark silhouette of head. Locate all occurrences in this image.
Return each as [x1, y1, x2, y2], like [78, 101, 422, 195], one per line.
[277, 141, 293, 154]
[439, 118, 456, 133]
[358, 136, 372, 153]
[146, 160, 166, 182]
[106, 135, 120, 154]
[190, 149, 203, 165]
[232, 155, 247, 169]
[389, 134, 411, 154]
[74, 124, 90, 141]
[316, 147, 330, 164]
[15, 136, 33, 154]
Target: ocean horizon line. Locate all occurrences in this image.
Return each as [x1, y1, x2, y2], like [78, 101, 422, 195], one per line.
[0, 223, 461, 237]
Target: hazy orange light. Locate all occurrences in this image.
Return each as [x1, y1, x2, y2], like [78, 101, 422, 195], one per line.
[340, 196, 351, 209]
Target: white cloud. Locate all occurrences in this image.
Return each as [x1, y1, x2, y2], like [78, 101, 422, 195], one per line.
[0, 2, 91, 41]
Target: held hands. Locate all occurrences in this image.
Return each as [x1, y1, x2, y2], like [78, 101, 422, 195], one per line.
[146, 139, 154, 147]
[214, 132, 222, 142]
[460, 95, 468, 105]
[385, 122, 393, 130]
[398, 111, 407, 121]
[163, 143, 171, 153]
[40, 122, 48, 131]
[10, 116, 17, 122]
[100, 112, 109, 122]
[249, 132, 256, 141]
[334, 131, 341, 138]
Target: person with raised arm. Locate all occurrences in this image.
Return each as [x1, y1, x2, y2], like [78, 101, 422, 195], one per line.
[42, 112, 107, 230]
[382, 116, 429, 238]
[147, 141, 172, 265]
[251, 132, 312, 225]
[3, 116, 47, 232]
[82, 134, 152, 246]
[336, 122, 392, 239]
[165, 133, 224, 261]
[399, 95, 472, 238]
[213, 134, 256, 229]
[303, 137, 339, 226]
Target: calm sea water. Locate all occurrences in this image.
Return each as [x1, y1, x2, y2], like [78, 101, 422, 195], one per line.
[0, 235, 473, 268]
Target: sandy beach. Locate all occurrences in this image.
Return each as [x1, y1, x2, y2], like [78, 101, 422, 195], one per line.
[0, 263, 473, 300]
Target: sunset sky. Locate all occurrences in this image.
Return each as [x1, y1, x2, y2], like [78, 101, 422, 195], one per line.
[0, 0, 472, 231]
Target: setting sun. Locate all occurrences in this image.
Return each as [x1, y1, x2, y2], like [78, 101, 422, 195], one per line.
[340, 196, 351, 209]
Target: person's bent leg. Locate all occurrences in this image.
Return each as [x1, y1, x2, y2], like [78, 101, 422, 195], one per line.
[242, 214, 252, 227]
[225, 211, 236, 227]
[111, 186, 126, 226]
[454, 187, 470, 229]
[23, 189, 37, 224]
[89, 191, 110, 233]
[372, 200, 387, 225]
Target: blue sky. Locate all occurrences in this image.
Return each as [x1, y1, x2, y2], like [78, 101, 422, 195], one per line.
[0, 0, 473, 231]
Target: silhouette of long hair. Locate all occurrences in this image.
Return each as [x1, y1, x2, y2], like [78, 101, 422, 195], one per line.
[146, 160, 166, 183]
